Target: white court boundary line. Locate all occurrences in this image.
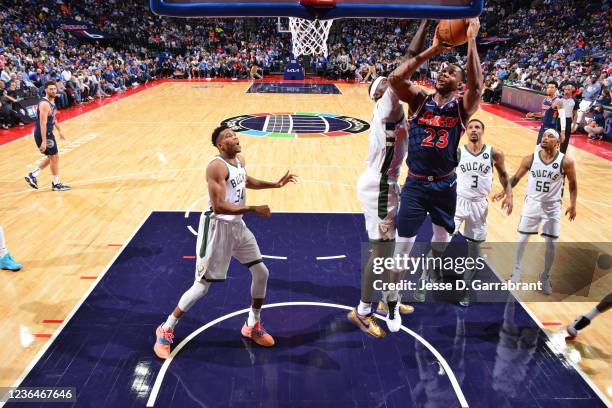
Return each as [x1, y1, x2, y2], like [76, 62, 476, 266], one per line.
[316, 255, 346, 260]
[485, 264, 611, 407]
[145, 301, 468, 408]
[2, 211, 153, 408]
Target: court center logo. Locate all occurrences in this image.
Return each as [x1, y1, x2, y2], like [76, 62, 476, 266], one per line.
[221, 112, 369, 138]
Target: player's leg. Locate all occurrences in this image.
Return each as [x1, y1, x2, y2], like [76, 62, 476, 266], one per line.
[0, 224, 22, 271]
[351, 173, 397, 337]
[538, 214, 561, 295]
[512, 209, 540, 282]
[385, 179, 426, 331]
[416, 179, 456, 301]
[25, 133, 52, 189]
[154, 213, 227, 358]
[49, 148, 70, 191]
[567, 293, 612, 337]
[458, 199, 488, 307]
[234, 224, 275, 347]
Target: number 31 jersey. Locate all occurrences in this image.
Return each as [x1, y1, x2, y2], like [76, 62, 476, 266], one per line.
[526, 151, 564, 202]
[407, 94, 466, 177]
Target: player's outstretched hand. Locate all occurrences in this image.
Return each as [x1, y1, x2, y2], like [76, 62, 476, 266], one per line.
[254, 205, 271, 217]
[565, 205, 576, 221]
[276, 171, 298, 188]
[466, 17, 480, 41]
[492, 190, 505, 202]
[432, 26, 453, 54]
[501, 194, 513, 215]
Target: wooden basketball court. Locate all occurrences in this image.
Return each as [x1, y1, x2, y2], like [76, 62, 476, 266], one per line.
[0, 80, 610, 401]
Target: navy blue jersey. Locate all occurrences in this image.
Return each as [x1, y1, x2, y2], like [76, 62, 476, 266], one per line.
[541, 97, 559, 128]
[34, 98, 56, 137]
[407, 94, 465, 176]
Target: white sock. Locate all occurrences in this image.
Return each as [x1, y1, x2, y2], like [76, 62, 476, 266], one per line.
[162, 314, 179, 331]
[248, 308, 261, 326]
[52, 175, 60, 184]
[513, 233, 531, 275]
[585, 307, 600, 320]
[357, 301, 371, 316]
[0, 225, 7, 257]
[31, 168, 41, 177]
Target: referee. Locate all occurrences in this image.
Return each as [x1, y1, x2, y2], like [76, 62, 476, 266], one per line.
[558, 84, 577, 154]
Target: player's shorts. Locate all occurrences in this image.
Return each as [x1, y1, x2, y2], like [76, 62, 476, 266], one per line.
[454, 196, 488, 242]
[517, 197, 561, 238]
[195, 211, 262, 282]
[34, 131, 58, 156]
[396, 174, 457, 238]
[357, 169, 399, 241]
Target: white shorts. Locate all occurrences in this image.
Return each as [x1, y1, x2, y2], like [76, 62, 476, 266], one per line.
[357, 169, 399, 241]
[195, 212, 262, 282]
[518, 197, 561, 238]
[454, 196, 488, 242]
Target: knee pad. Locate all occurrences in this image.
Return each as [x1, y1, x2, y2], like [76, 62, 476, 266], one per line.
[178, 280, 210, 312]
[249, 262, 269, 299]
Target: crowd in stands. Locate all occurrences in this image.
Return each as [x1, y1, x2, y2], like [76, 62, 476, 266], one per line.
[1, 0, 610, 133]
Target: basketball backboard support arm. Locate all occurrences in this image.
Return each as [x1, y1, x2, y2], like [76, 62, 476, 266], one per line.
[150, 0, 484, 20]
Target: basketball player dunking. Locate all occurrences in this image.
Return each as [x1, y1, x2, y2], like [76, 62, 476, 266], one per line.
[382, 18, 483, 332]
[154, 126, 297, 358]
[509, 129, 577, 295]
[454, 118, 513, 306]
[349, 20, 431, 339]
[24, 81, 71, 191]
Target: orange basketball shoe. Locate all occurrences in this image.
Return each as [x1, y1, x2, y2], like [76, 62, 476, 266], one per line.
[241, 321, 275, 347]
[154, 324, 174, 359]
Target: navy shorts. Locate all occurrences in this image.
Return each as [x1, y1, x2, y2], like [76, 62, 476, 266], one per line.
[396, 174, 457, 238]
[34, 131, 58, 156]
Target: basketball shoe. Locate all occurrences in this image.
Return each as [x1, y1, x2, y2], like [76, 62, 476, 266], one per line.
[25, 172, 38, 189]
[154, 324, 174, 359]
[52, 182, 71, 191]
[241, 321, 275, 347]
[376, 300, 414, 315]
[567, 315, 591, 337]
[347, 309, 386, 339]
[0, 252, 22, 271]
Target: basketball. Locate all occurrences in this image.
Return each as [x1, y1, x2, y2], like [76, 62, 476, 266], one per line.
[436, 19, 469, 46]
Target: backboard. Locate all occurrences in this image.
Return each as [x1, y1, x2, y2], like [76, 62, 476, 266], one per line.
[150, 0, 484, 20]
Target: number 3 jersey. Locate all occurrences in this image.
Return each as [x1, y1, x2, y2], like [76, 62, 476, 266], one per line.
[456, 144, 494, 200]
[526, 151, 564, 202]
[407, 94, 466, 176]
[207, 155, 246, 222]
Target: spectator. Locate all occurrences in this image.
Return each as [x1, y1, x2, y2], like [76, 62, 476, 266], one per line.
[585, 105, 605, 140]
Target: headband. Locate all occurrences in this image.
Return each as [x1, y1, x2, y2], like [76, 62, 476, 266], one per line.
[370, 76, 386, 101]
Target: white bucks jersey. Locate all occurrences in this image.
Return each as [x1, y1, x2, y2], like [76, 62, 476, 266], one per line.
[208, 156, 246, 222]
[526, 151, 564, 202]
[365, 87, 408, 181]
[457, 145, 494, 199]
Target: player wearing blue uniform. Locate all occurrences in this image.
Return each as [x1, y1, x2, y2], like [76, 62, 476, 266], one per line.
[24, 81, 70, 191]
[526, 81, 563, 145]
[383, 18, 483, 331]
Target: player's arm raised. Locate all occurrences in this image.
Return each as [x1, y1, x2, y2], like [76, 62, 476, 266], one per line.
[388, 21, 449, 112]
[206, 159, 270, 217]
[241, 156, 298, 190]
[563, 156, 577, 221]
[509, 154, 533, 188]
[491, 148, 513, 215]
[461, 18, 483, 122]
[38, 102, 50, 153]
[246, 171, 298, 190]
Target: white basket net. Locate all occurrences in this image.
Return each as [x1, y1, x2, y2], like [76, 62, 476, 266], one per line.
[289, 18, 333, 58]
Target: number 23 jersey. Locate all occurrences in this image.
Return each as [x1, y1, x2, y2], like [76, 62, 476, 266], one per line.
[407, 94, 466, 177]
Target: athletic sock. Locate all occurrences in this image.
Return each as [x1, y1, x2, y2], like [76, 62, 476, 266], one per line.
[31, 168, 41, 177]
[52, 175, 60, 184]
[162, 314, 179, 331]
[357, 301, 371, 316]
[248, 308, 261, 326]
[585, 307, 600, 320]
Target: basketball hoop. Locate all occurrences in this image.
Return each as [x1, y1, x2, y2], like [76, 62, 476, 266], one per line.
[290, 0, 335, 58]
